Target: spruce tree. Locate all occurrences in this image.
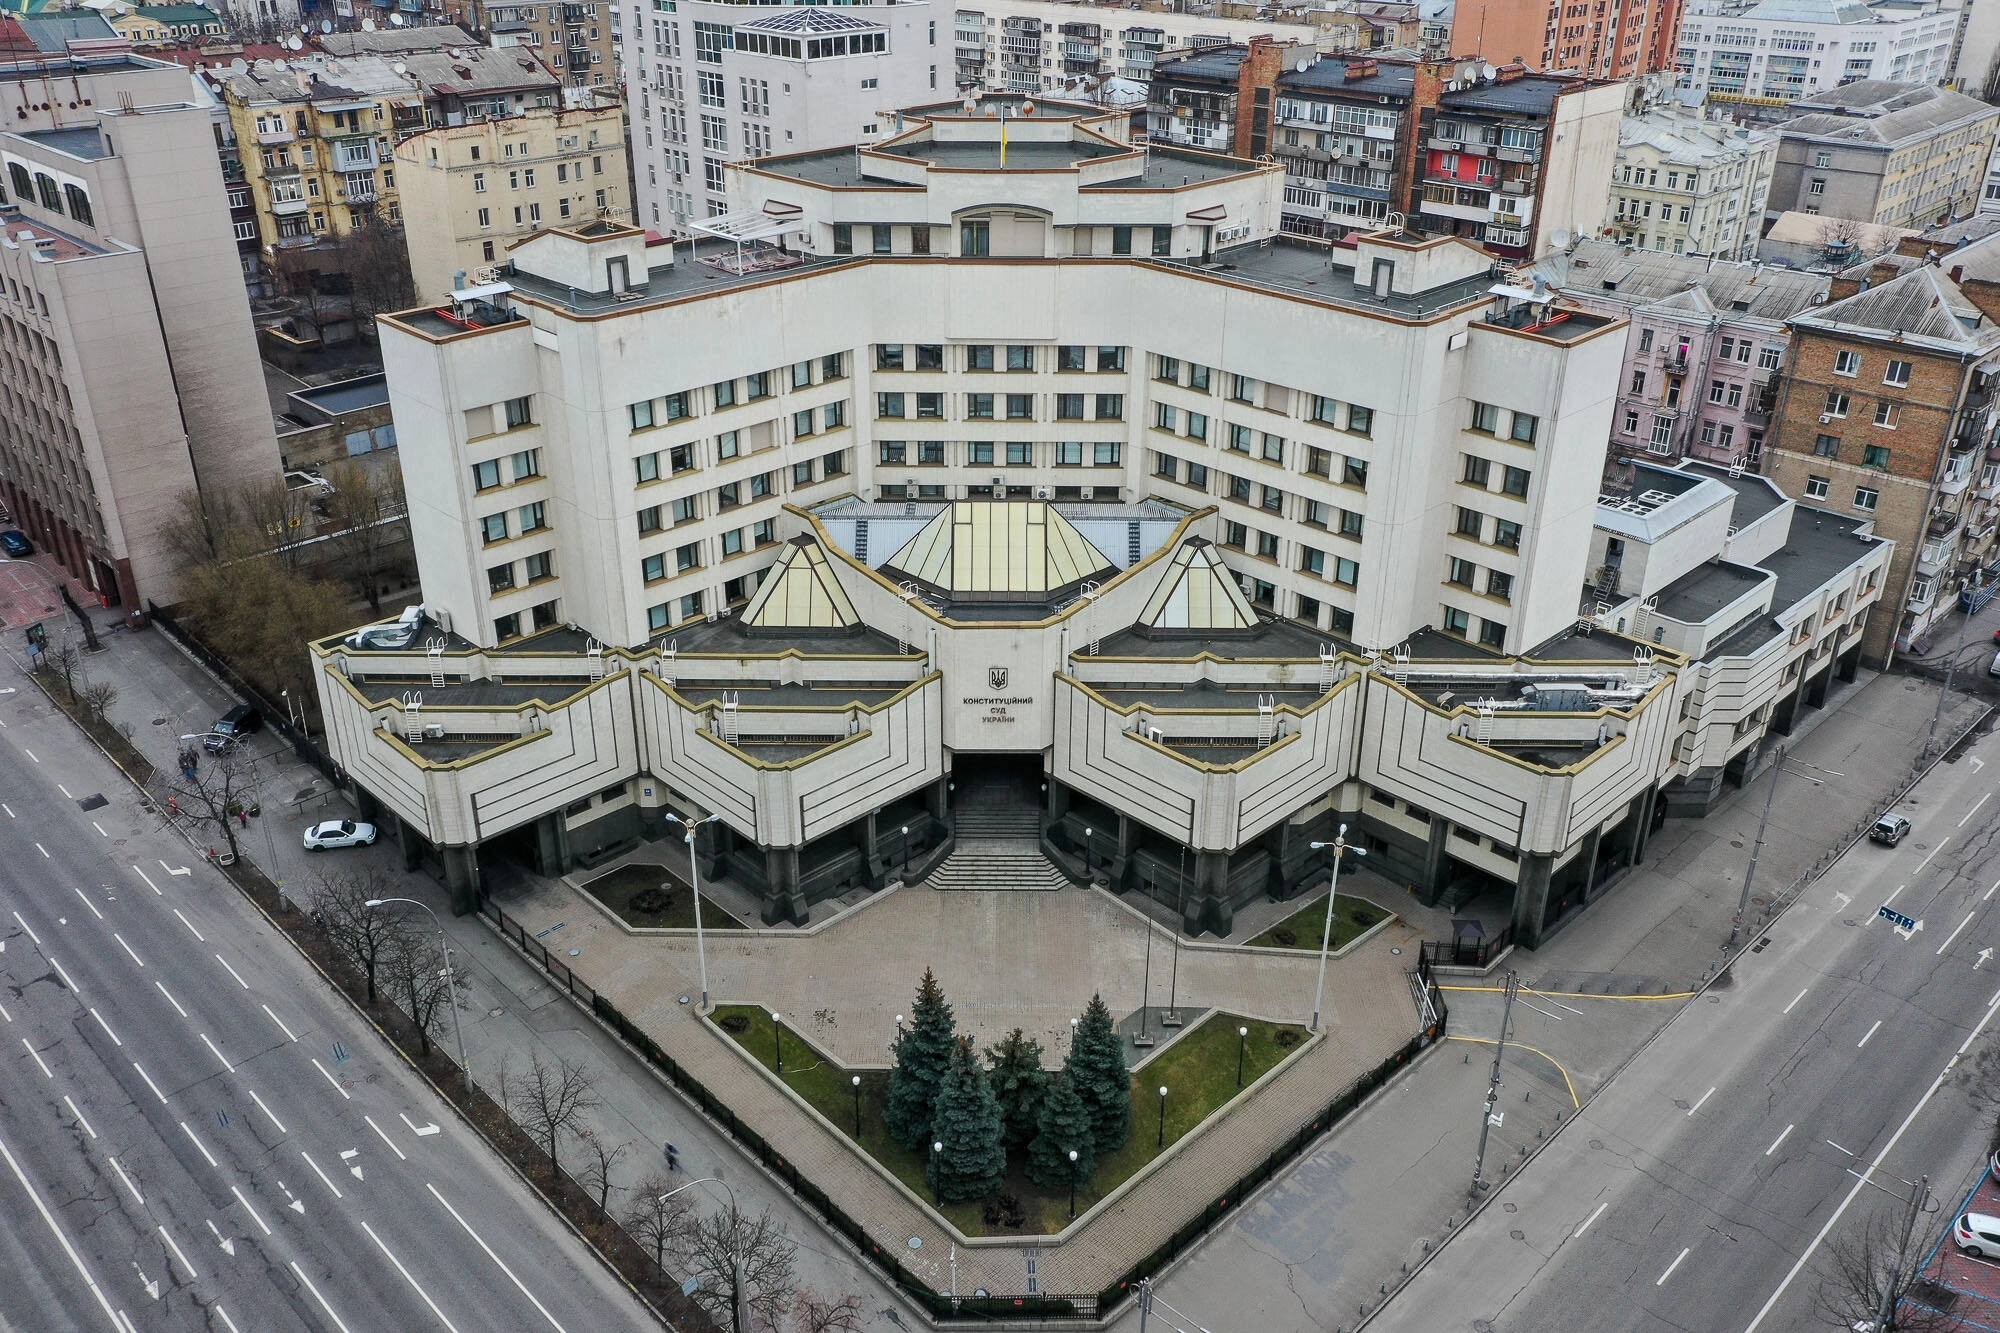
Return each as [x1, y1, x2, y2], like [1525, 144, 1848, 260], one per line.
[1067, 993, 1131, 1153]
[927, 1037, 1007, 1204]
[1026, 1070, 1096, 1189]
[983, 1028, 1049, 1150]
[885, 968, 957, 1151]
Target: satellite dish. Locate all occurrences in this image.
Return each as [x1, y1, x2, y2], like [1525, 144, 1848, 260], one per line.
[285, 34, 302, 49]
[392, 60, 406, 73]
[389, 11, 403, 22]
[1550, 227, 1570, 249]
[320, 18, 332, 31]
[299, 21, 309, 31]
[361, 16, 375, 28]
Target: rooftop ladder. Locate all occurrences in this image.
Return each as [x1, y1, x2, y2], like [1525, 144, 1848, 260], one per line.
[401, 691, 423, 744]
[587, 639, 606, 683]
[1475, 701, 1495, 746]
[854, 520, 870, 563]
[1634, 645, 1655, 685]
[428, 640, 446, 689]
[1319, 643, 1337, 693]
[720, 692, 739, 746]
[1257, 694, 1275, 747]
[1127, 520, 1142, 565]
[1392, 644, 1411, 687]
[657, 637, 677, 687]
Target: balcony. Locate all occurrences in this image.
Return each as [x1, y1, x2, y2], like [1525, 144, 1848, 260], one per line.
[1495, 145, 1534, 163]
[333, 145, 378, 172]
[269, 195, 310, 216]
[256, 125, 295, 146]
[342, 181, 378, 203]
[1662, 352, 1689, 376]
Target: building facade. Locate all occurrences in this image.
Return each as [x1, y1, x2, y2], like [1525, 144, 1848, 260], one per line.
[1608, 104, 1776, 258]
[395, 95, 629, 297]
[459, 0, 619, 90]
[625, 0, 936, 235]
[1521, 240, 1830, 470]
[1768, 81, 1999, 229]
[950, 0, 1323, 95]
[315, 99, 1869, 957]
[1148, 42, 1623, 257]
[1452, 0, 1684, 79]
[1674, 0, 1958, 109]
[0, 50, 280, 606]
[107, 3, 229, 45]
[1764, 245, 2000, 664]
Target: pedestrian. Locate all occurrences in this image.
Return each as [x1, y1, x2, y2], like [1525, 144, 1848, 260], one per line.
[167, 796, 178, 815]
[238, 809, 249, 828]
[665, 1143, 679, 1171]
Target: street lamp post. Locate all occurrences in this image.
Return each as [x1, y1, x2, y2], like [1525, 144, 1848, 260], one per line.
[1156, 1085, 1168, 1149]
[1082, 825, 1094, 879]
[1926, 568, 1985, 761]
[771, 1010, 784, 1073]
[931, 1140, 943, 1205]
[1236, 1025, 1249, 1089]
[366, 896, 469, 1090]
[665, 811, 722, 1011]
[1135, 891, 1156, 1049]
[901, 825, 912, 877]
[1067, 1148, 1079, 1219]
[659, 1177, 746, 1333]
[851, 1074, 862, 1136]
[1728, 748, 1839, 949]
[1307, 826, 1367, 1032]
[1163, 843, 1185, 1028]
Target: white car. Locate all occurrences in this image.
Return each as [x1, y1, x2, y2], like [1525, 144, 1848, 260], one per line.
[303, 819, 377, 851]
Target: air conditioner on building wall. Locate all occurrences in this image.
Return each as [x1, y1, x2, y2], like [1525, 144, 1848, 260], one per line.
[1035, 486, 1053, 499]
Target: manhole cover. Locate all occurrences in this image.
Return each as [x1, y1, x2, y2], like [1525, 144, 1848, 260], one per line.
[1475, 1322, 1496, 1333]
[1590, 1139, 1604, 1149]
[488, 1007, 504, 1017]
[1503, 1202, 1517, 1212]
[907, 1237, 922, 1250]
[152, 716, 168, 725]
[1510, 1229, 1525, 1241]
[77, 794, 106, 811]
[1390, 947, 1402, 955]
[1730, 840, 1744, 849]
[679, 994, 692, 1005]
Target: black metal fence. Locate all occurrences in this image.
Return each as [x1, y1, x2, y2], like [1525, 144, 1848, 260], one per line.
[146, 602, 339, 783]
[482, 895, 1436, 1324]
[1419, 924, 1514, 972]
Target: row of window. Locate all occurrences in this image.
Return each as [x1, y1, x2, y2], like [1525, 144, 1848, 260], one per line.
[1831, 349, 1913, 385]
[1809, 434, 1894, 470]
[876, 392, 1125, 422]
[878, 440, 1124, 467]
[3, 164, 93, 227]
[1461, 454, 1533, 498]
[1801, 473, 1880, 512]
[479, 501, 549, 545]
[876, 343, 1126, 374]
[486, 550, 556, 594]
[629, 354, 849, 431]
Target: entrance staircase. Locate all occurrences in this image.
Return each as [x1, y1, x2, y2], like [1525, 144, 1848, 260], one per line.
[929, 798, 1071, 891]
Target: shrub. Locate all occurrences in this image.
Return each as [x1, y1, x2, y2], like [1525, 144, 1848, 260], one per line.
[1275, 1029, 1301, 1049]
[630, 886, 674, 915]
[719, 1013, 751, 1035]
[1271, 927, 1297, 946]
[982, 1192, 1026, 1229]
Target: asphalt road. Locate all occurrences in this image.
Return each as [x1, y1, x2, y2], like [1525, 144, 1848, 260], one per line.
[0, 704, 650, 1330]
[1374, 731, 2000, 1333]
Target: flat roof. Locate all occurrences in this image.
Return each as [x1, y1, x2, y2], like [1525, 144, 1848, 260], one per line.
[294, 374, 390, 416]
[1683, 460, 1786, 528]
[1652, 561, 1768, 624]
[753, 140, 1253, 190]
[15, 125, 107, 160]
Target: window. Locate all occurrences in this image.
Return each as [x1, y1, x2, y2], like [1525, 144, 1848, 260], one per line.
[878, 441, 907, 464]
[1501, 466, 1529, 498]
[1853, 486, 1878, 512]
[643, 553, 667, 583]
[1096, 394, 1124, 421]
[1333, 557, 1358, 587]
[823, 353, 845, 381]
[918, 441, 946, 465]
[745, 372, 771, 401]
[630, 400, 655, 431]
[717, 481, 741, 510]
[1448, 557, 1476, 587]
[872, 223, 892, 254]
[1863, 444, 1891, 469]
[1154, 452, 1177, 481]
[1097, 346, 1126, 371]
[832, 224, 852, 254]
[1058, 345, 1087, 372]
[669, 444, 696, 473]
[1347, 405, 1373, 436]
[489, 563, 518, 595]
[1823, 391, 1849, 419]
[638, 506, 663, 535]
[1624, 410, 1640, 435]
[1056, 441, 1084, 466]
[1305, 447, 1333, 478]
[914, 344, 945, 372]
[961, 220, 989, 256]
[1006, 394, 1034, 420]
[1509, 413, 1538, 445]
[1311, 396, 1340, 427]
[1456, 507, 1484, 539]
[1257, 531, 1280, 559]
[495, 612, 523, 640]
[714, 379, 738, 409]
[1057, 393, 1085, 420]
[1884, 359, 1912, 387]
[1873, 402, 1898, 429]
[877, 344, 905, 371]
[1186, 461, 1209, 489]
[1230, 374, 1256, 404]
[635, 452, 661, 483]
[1833, 350, 1860, 377]
[1151, 225, 1171, 256]
[520, 501, 547, 533]
[1228, 423, 1253, 455]
[1805, 474, 1830, 500]
[877, 392, 906, 419]
[1007, 345, 1035, 372]
[1442, 607, 1470, 637]
[472, 459, 502, 490]
[1261, 484, 1284, 513]
[1479, 620, 1507, 649]
[1189, 365, 1211, 393]
[676, 541, 702, 572]
[1155, 403, 1178, 432]
[1814, 433, 1841, 459]
[1470, 401, 1501, 433]
[722, 528, 744, 557]
[967, 393, 994, 419]
[1187, 412, 1208, 442]
[1344, 458, 1368, 489]
[512, 450, 539, 481]
[1156, 356, 1181, 384]
[1462, 455, 1491, 488]
[1487, 570, 1513, 601]
[525, 552, 553, 582]
[916, 393, 943, 419]
[717, 430, 740, 460]
[504, 396, 533, 428]
[1339, 509, 1363, 539]
[971, 442, 995, 465]
[794, 408, 815, 437]
[481, 512, 509, 544]
[1007, 442, 1033, 466]
[1494, 518, 1521, 550]
[1112, 226, 1133, 255]
[794, 459, 815, 485]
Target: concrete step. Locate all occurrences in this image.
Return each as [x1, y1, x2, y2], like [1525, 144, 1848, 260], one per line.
[954, 804, 1041, 839]
[927, 850, 1073, 892]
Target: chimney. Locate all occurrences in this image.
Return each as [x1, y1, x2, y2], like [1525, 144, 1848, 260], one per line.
[1952, 264, 1965, 283]
[1232, 36, 1287, 156]
[1496, 61, 1529, 82]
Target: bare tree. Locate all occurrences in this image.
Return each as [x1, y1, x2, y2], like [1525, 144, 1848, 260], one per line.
[624, 1173, 694, 1274]
[40, 637, 82, 703]
[1813, 1204, 1954, 1333]
[1816, 215, 1866, 258]
[504, 1051, 601, 1184]
[382, 927, 465, 1060]
[81, 680, 118, 724]
[310, 867, 410, 1002]
[320, 460, 405, 614]
[151, 747, 260, 864]
[574, 1129, 631, 1213]
[339, 225, 418, 332]
[672, 1204, 797, 1331]
[238, 475, 319, 572]
[792, 1289, 862, 1333]
[160, 488, 245, 571]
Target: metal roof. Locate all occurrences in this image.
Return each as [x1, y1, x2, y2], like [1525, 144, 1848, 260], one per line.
[1138, 539, 1257, 631]
[881, 502, 1115, 598]
[741, 539, 859, 629]
[735, 7, 883, 33]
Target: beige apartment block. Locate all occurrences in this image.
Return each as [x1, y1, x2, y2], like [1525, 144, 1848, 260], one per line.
[396, 96, 630, 299]
[0, 50, 280, 608]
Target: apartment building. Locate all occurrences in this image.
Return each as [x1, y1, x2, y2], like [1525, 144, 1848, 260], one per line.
[1768, 81, 1999, 229]
[1763, 241, 2000, 664]
[395, 94, 629, 297]
[1454, 0, 1684, 80]
[1675, 0, 1958, 108]
[435, 0, 619, 90]
[624, 0, 936, 235]
[0, 49, 280, 607]
[1153, 41, 1621, 256]
[105, 4, 229, 45]
[1521, 240, 1831, 469]
[209, 45, 561, 251]
[1608, 104, 1776, 259]
[950, 0, 1323, 95]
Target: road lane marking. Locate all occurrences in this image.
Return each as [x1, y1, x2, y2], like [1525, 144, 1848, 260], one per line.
[12, 911, 41, 946]
[56, 784, 69, 798]
[213, 955, 249, 990]
[157, 1227, 196, 1283]
[1884, 884, 1907, 906]
[0, 999, 10, 1021]
[171, 910, 203, 941]
[1988, 877, 2000, 903]
[1940, 911, 1978, 956]
[132, 867, 159, 896]
[1575, 1202, 1608, 1237]
[1688, 1087, 1716, 1117]
[400, 1114, 441, 1137]
[49, 957, 80, 993]
[0, 1134, 125, 1331]
[35, 843, 48, 859]
[205, 1220, 234, 1257]
[132, 1063, 168, 1104]
[1767, 1124, 1794, 1156]
[1746, 991, 2000, 1332]
[179, 1122, 218, 1169]
[289, 1259, 354, 1333]
[1918, 836, 1953, 870]
[108, 1156, 142, 1205]
[261, 1005, 297, 1042]
[199, 1034, 231, 1074]
[22, 1039, 52, 1079]
[0, 804, 10, 817]
[310, 1058, 350, 1100]
[1657, 1247, 1691, 1287]
[91, 822, 106, 837]
[427, 1183, 569, 1332]
[88, 1009, 122, 1047]
[361, 1220, 462, 1332]
[67, 885, 101, 919]
[363, 1115, 407, 1161]
[300, 1151, 343, 1199]
[1859, 1020, 1883, 1048]
[247, 1090, 286, 1136]
[24, 748, 38, 763]
[64, 1096, 95, 1139]
[154, 982, 187, 1019]
[1783, 987, 1810, 1014]
[1964, 793, 1993, 827]
[231, 1187, 271, 1238]
[215, 1307, 241, 1333]
[113, 934, 143, 968]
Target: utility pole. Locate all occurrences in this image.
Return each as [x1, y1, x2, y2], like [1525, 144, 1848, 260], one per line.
[1730, 743, 1785, 950]
[1879, 1173, 1930, 1330]
[1136, 1277, 1153, 1333]
[1472, 971, 1519, 1192]
[1163, 843, 1184, 1027]
[1926, 568, 1983, 761]
[1135, 898, 1155, 1048]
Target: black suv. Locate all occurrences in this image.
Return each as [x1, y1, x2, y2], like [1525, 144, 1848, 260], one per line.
[205, 704, 264, 753]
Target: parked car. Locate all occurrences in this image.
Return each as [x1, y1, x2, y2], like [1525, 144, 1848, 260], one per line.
[303, 819, 377, 851]
[0, 530, 31, 558]
[1957, 1212, 2000, 1258]
[203, 704, 263, 754]
[345, 604, 426, 651]
[1869, 815, 1911, 847]
[1989, 648, 2000, 678]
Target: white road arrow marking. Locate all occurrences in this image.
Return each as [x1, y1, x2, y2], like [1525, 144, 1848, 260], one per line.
[340, 1148, 363, 1182]
[1831, 891, 1853, 912]
[131, 1262, 159, 1301]
[279, 1181, 304, 1215]
[399, 1114, 441, 1137]
[1979, 948, 1994, 970]
[160, 861, 189, 877]
[205, 1220, 235, 1257]
[1974, 756, 1988, 772]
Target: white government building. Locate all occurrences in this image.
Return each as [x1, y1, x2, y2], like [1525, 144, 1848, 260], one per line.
[315, 98, 1893, 950]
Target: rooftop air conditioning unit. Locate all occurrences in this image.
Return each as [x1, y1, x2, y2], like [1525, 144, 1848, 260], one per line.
[1035, 486, 1054, 499]
[1080, 486, 1095, 500]
[421, 723, 446, 741]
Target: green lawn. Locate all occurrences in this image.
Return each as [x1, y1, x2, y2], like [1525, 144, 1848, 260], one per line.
[711, 1004, 1307, 1236]
[1245, 893, 1390, 952]
[580, 863, 746, 931]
